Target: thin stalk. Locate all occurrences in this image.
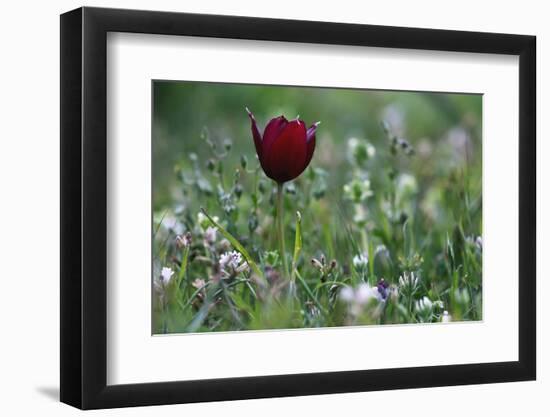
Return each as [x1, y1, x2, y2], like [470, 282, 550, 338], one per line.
[220, 280, 244, 327]
[295, 270, 329, 318]
[276, 182, 290, 279]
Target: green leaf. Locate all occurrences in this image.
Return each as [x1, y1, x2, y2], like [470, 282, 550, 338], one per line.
[200, 208, 265, 283]
[291, 211, 302, 282]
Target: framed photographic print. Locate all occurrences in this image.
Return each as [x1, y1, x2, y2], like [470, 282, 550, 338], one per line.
[60, 6, 536, 409]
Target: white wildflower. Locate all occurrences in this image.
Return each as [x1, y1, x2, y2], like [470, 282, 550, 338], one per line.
[397, 173, 418, 195]
[160, 267, 174, 286]
[441, 310, 452, 323]
[399, 271, 419, 297]
[353, 253, 369, 270]
[339, 283, 379, 316]
[339, 286, 355, 303]
[347, 137, 359, 156]
[219, 251, 248, 276]
[476, 236, 482, 251]
[347, 137, 376, 167]
[162, 215, 184, 235]
[197, 212, 207, 227]
[343, 178, 373, 203]
[356, 284, 378, 304]
[192, 278, 206, 290]
[220, 251, 242, 269]
[203, 226, 217, 245]
[415, 296, 433, 317]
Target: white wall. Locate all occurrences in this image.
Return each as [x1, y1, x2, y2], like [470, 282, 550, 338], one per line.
[0, 0, 545, 415]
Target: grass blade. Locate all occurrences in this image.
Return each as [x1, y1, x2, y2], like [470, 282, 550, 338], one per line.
[295, 270, 328, 317]
[291, 211, 302, 282]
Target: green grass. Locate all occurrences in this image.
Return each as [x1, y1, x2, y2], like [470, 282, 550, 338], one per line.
[152, 81, 482, 334]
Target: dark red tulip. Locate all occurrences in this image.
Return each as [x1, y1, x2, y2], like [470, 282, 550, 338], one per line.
[246, 108, 319, 183]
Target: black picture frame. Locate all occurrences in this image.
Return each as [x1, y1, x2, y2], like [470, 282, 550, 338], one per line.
[60, 6, 536, 410]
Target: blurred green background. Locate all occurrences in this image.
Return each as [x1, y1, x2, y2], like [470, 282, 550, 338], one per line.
[153, 81, 481, 210]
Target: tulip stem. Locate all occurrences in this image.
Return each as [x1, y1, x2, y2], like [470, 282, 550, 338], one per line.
[276, 182, 290, 280]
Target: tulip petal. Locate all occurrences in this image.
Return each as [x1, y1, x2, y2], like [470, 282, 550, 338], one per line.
[305, 136, 316, 167]
[261, 115, 288, 156]
[264, 120, 308, 183]
[306, 121, 320, 142]
[246, 107, 263, 159]
[305, 122, 319, 167]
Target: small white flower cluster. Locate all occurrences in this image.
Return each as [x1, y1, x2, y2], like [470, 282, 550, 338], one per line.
[476, 236, 482, 250]
[347, 137, 376, 167]
[203, 226, 218, 245]
[340, 283, 382, 316]
[219, 251, 249, 276]
[220, 251, 242, 269]
[154, 266, 175, 294]
[414, 296, 434, 322]
[415, 296, 433, 315]
[466, 235, 483, 251]
[396, 173, 418, 196]
[192, 278, 206, 290]
[196, 212, 207, 228]
[398, 271, 419, 296]
[161, 267, 174, 285]
[415, 296, 445, 322]
[343, 178, 373, 204]
[162, 215, 184, 235]
[352, 253, 369, 270]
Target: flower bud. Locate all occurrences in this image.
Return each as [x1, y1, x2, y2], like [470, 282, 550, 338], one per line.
[246, 108, 319, 183]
